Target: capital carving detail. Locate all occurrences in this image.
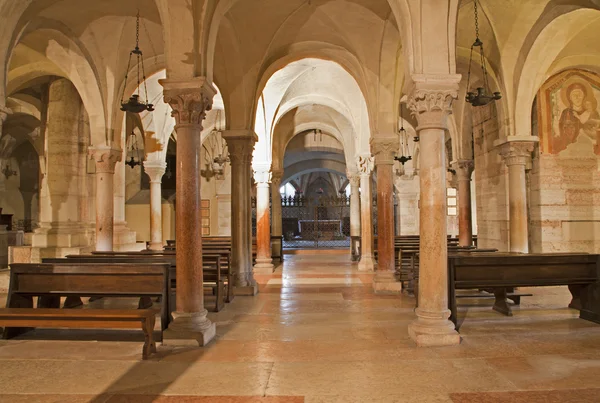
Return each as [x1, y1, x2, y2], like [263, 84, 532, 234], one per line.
[407, 75, 460, 131]
[226, 138, 255, 165]
[452, 160, 474, 182]
[143, 161, 167, 183]
[271, 169, 284, 187]
[356, 154, 374, 176]
[160, 78, 216, 127]
[371, 137, 399, 166]
[348, 173, 361, 188]
[498, 142, 534, 167]
[89, 147, 122, 174]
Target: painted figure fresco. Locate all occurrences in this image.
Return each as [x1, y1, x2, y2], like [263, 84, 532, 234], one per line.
[539, 70, 600, 155]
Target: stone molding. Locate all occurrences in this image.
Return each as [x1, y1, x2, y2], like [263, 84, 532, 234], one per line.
[160, 78, 216, 127]
[451, 159, 474, 182]
[407, 75, 461, 131]
[271, 169, 284, 187]
[498, 141, 536, 167]
[222, 130, 257, 165]
[371, 136, 399, 166]
[356, 154, 374, 176]
[143, 161, 167, 183]
[89, 146, 122, 174]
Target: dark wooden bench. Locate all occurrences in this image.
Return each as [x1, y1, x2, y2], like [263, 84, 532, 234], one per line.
[1, 262, 170, 358]
[448, 253, 600, 329]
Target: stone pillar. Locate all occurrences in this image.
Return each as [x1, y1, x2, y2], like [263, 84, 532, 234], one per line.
[407, 76, 461, 347]
[357, 155, 376, 272]
[348, 171, 361, 261]
[223, 130, 258, 295]
[89, 147, 122, 252]
[270, 169, 283, 261]
[498, 140, 535, 253]
[160, 77, 217, 346]
[371, 136, 402, 293]
[253, 165, 274, 273]
[144, 161, 166, 251]
[452, 160, 474, 247]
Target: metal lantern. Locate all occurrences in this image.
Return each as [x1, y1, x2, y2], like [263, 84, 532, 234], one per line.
[120, 12, 154, 114]
[465, 0, 501, 107]
[394, 103, 414, 166]
[125, 129, 142, 168]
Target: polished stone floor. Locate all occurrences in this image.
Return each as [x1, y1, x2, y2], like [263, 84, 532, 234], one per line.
[0, 254, 599, 402]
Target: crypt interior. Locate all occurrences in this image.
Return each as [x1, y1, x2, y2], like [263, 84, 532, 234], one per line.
[0, 0, 600, 402]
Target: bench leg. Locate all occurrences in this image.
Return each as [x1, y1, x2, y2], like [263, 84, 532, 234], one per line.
[493, 288, 513, 316]
[3, 295, 34, 339]
[568, 284, 584, 310]
[63, 296, 83, 309]
[141, 315, 157, 360]
[226, 276, 235, 303]
[507, 295, 521, 305]
[214, 281, 225, 312]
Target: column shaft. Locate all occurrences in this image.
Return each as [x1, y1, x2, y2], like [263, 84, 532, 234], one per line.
[357, 155, 376, 271]
[348, 173, 361, 261]
[270, 171, 283, 260]
[253, 169, 274, 272]
[453, 160, 474, 247]
[144, 162, 166, 251]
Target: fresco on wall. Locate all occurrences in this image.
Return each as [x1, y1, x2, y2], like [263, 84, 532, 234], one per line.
[538, 70, 600, 155]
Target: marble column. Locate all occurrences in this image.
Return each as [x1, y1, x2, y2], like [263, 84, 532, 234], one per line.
[223, 130, 258, 295]
[144, 161, 166, 251]
[253, 165, 274, 273]
[89, 147, 122, 251]
[453, 160, 474, 247]
[357, 155, 376, 272]
[371, 136, 402, 293]
[270, 170, 283, 261]
[407, 76, 461, 347]
[160, 77, 217, 346]
[348, 171, 361, 261]
[498, 140, 535, 253]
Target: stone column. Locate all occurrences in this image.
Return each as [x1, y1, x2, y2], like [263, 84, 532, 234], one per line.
[407, 76, 461, 347]
[498, 140, 535, 253]
[253, 165, 274, 273]
[357, 155, 376, 271]
[89, 147, 122, 251]
[348, 171, 361, 261]
[160, 77, 217, 346]
[452, 160, 474, 247]
[371, 136, 402, 293]
[223, 130, 258, 295]
[144, 161, 166, 251]
[270, 169, 283, 261]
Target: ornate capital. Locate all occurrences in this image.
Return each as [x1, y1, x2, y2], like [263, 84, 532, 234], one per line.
[253, 163, 271, 184]
[160, 78, 216, 127]
[89, 146, 122, 174]
[452, 159, 474, 182]
[370, 136, 399, 166]
[498, 141, 535, 167]
[271, 169, 284, 187]
[222, 130, 257, 165]
[143, 160, 166, 183]
[407, 75, 461, 131]
[347, 172, 361, 188]
[356, 154, 374, 176]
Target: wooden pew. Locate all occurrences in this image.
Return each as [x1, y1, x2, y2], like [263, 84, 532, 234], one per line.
[447, 253, 600, 329]
[1, 262, 170, 359]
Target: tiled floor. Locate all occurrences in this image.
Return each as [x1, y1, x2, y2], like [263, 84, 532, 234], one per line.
[0, 254, 599, 402]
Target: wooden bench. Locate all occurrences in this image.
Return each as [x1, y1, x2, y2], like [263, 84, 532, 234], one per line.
[448, 253, 600, 329]
[0, 308, 157, 359]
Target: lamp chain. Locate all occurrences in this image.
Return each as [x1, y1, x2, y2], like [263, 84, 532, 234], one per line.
[474, 0, 480, 40]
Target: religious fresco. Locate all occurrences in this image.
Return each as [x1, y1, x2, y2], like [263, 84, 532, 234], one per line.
[538, 70, 600, 155]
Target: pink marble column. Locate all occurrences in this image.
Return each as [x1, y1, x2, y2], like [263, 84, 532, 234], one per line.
[253, 166, 274, 273]
[407, 78, 461, 347]
[160, 77, 216, 346]
[143, 161, 166, 251]
[357, 155, 376, 272]
[223, 130, 258, 295]
[89, 147, 122, 252]
[270, 170, 283, 260]
[371, 136, 402, 293]
[498, 140, 535, 253]
[452, 160, 474, 247]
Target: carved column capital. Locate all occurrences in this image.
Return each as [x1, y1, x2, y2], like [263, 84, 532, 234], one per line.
[143, 160, 167, 183]
[371, 135, 399, 166]
[89, 146, 122, 174]
[356, 154, 374, 176]
[222, 130, 257, 165]
[160, 78, 216, 127]
[253, 163, 271, 185]
[452, 159, 474, 182]
[407, 75, 461, 131]
[271, 169, 284, 187]
[498, 141, 535, 167]
[348, 173, 361, 188]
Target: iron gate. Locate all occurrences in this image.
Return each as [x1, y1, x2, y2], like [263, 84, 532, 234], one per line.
[281, 195, 350, 249]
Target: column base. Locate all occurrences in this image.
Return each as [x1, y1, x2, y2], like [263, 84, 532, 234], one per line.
[147, 242, 164, 251]
[373, 271, 402, 294]
[234, 284, 259, 296]
[358, 256, 376, 272]
[162, 311, 216, 347]
[253, 259, 275, 274]
[408, 308, 461, 347]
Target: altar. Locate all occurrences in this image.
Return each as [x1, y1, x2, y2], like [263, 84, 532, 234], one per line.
[298, 220, 342, 240]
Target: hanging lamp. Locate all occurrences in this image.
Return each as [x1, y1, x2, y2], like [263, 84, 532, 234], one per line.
[394, 103, 413, 166]
[465, 0, 501, 107]
[125, 129, 142, 168]
[120, 11, 154, 114]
